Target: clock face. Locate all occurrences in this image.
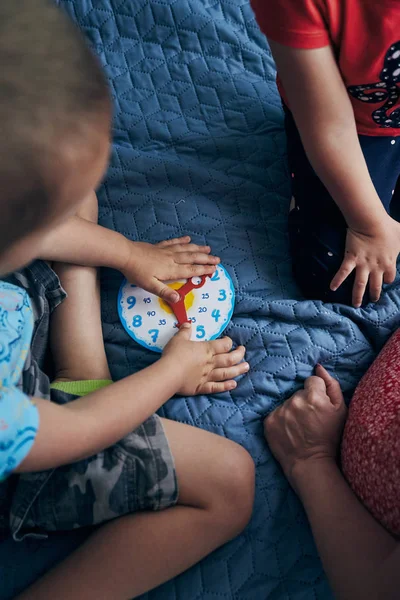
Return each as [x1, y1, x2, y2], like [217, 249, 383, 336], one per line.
[118, 265, 235, 352]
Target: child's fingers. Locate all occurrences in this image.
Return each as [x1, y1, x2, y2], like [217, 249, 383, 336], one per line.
[352, 266, 369, 307]
[208, 336, 233, 355]
[172, 243, 212, 254]
[383, 265, 397, 284]
[369, 269, 383, 303]
[180, 264, 217, 277]
[198, 380, 237, 395]
[157, 236, 191, 248]
[330, 258, 355, 291]
[210, 362, 249, 382]
[213, 345, 246, 368]
[174, 252, 219, 265]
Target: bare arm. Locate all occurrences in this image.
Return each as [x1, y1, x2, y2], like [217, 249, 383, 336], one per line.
[270, 41, 386, 230]
[264, 366, 399, 600]
[271, 42, 400, 306]
[40, 214, 131, 270]
[293, 457, 399, 600]
[17, 326, 247, 472]
[18, 355, 181, 472]
[38, 205, 219, 302]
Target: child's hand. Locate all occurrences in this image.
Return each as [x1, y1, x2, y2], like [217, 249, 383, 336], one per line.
[330, 216, 400, 307]
[163, 323, 249, 395]
[122, 236, 220, 304]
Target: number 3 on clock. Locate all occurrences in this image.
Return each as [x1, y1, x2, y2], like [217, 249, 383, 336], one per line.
[218, 289, 227, 301]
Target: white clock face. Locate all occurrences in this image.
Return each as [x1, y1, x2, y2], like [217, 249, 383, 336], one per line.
[118, 265, 235, 352]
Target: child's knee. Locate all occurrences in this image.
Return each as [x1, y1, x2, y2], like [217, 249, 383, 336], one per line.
[212, 442, 255, 536]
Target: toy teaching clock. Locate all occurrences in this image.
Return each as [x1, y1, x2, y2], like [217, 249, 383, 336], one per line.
[118, 264, 235, 352]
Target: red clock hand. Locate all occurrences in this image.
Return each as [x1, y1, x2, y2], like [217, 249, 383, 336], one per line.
[170, 296, 189, 326]
[167, 276, 208, 327]
[176, 275, 208, 298]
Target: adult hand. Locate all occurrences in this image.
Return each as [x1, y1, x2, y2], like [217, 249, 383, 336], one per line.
[264, 365, 347, 489]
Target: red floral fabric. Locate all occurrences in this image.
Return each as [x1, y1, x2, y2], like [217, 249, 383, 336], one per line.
[342, 329, 400, 536]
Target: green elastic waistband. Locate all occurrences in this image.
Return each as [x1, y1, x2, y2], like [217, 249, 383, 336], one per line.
[50, 379, 113, 397]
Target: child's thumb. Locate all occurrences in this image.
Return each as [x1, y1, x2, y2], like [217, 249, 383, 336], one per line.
[176, 322, 192, 340]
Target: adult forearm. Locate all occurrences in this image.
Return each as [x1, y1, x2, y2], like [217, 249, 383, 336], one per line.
[293, 458, 398, 600]
[18, 356, 181, 472]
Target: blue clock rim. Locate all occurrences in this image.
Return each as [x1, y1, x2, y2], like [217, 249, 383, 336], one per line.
[117, 265, 236, 354]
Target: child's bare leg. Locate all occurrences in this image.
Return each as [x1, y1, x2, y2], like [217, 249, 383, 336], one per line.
[17, 419, 255, 600]
[26, 192, 254, 599]
[50, 191, 111, 381]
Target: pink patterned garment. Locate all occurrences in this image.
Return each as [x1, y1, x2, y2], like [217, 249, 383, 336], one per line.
[342, 329, 400, 536]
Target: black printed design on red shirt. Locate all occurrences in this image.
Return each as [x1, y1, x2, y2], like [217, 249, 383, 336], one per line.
[348, 41, 400, 128]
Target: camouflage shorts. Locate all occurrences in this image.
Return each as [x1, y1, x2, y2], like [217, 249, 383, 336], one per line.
[1, 261, 178, 541]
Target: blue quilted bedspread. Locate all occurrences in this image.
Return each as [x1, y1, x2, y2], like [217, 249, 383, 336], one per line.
[2, 1, 400, 599]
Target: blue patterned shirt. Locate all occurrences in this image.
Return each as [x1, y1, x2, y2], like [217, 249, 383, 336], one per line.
[0, 281, 38, 480]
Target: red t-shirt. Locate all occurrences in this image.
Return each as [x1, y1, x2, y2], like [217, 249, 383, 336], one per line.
[251, 0, 400, 136]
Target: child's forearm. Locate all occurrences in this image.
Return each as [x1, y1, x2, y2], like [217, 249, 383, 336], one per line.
[270, 42, 388, 232]
[17, 356, 182, 472]
[39, 215, 131, 271]
[299, 114, 387, 232]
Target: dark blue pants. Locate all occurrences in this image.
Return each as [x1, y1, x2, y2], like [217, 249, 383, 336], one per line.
[286, 110, 400, 305]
